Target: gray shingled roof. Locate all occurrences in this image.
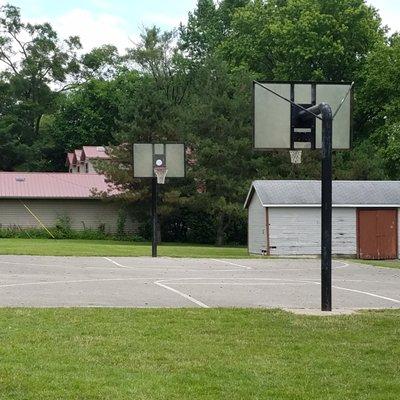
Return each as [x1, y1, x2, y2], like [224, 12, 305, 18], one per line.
[244, 180, 400, 208]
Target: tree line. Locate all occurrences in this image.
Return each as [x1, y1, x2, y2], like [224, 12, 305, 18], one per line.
[1, 0, 399, 245]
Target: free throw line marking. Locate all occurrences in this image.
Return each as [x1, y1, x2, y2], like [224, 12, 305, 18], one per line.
[102, 257, 238, 272]
[154, 280, 209, 308]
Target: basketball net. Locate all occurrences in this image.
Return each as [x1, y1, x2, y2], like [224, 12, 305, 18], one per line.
[154, 166, 168, 184]
[289, 150, 302, 164]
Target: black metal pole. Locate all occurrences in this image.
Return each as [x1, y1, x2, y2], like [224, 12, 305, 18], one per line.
[151, 177, 158, 257]
[299, 102, 333, 311]
[320, 103, 333, 311]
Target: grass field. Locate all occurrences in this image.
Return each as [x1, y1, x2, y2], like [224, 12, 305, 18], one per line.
[354, 259, 400, 270]
[0, 309, 398, 399]
[0, 238, 248, 258]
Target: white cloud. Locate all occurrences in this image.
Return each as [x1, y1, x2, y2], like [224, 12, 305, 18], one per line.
[367, 0, 400, 33]
[89, 0, 113, 10]
[23, 7, 136, 54]
[52, 8, 136, 53]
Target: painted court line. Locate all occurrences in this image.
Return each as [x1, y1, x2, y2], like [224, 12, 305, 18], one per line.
[173, 282, 310, 286]
[160, 277, 317, 283]
[0, 259, 135, 272]
[154, 280, 209, 308]
[103, 257, 131, 268]
[0, 277, 150, 289]
[332, 279, 400, 284]
[271, 261, 349, 271]
[102, 257, 238, 272]
[334, 262, 349, 269]
[311, 281, 400, 304]
[332, 285, 400, 304]
[211, 259, 252, 270]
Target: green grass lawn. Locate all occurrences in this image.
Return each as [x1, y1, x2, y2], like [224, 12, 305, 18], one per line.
[0, 238, 249, 258]
[353, 259, 400, 270]
[0, 309, 398, 399]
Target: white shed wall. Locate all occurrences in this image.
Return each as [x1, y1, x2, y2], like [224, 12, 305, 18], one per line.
[0, 199, 137, 234]
[268, 207, 357, 256]
[248, 193, 267, 254]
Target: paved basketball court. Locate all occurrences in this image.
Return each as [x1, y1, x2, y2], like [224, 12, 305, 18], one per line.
[0, 256, 399, 309]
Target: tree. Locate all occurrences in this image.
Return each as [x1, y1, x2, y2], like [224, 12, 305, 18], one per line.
[0, 4, 81, 169]
[0, 4, 82, 130]
[356, 34, 400, 179]
[0, 78, 29, 169]
[179, 0, 249, 61]
[45, 78, 123, 170]
[0, 5, 123, 170]
[220, 0, 385, 80]
[97, 28, 193, 240]
[80, 44, 122, 80]
[180, 58, 266, 245]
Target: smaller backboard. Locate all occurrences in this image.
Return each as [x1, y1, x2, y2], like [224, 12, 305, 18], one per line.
[253, 81, 353, 150]
[133, 143, 185, 178]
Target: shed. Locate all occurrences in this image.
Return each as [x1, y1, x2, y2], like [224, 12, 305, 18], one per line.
[244, 180, 400, 259]
[0, 172, 136, 234]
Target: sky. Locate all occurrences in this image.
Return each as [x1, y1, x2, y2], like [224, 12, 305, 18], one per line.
[0, 0, 399, 52]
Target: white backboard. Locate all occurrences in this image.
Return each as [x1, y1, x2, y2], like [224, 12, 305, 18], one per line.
[133, 143, 185, 178]
[253, 81, 353, 150]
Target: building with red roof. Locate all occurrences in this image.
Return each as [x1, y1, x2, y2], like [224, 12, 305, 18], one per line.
[66, 146, 110, 174]
[0, 172, 135, 233]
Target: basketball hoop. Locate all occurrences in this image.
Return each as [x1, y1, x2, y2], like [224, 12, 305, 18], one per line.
[154, 166, 168, 184]
[289, 150, 302, 164]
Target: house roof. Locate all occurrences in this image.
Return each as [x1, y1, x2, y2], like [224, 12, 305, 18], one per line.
[0, 172, 118, 199]
[82, 146, 110, 160]
[74, 149, 83, 163]
[244, 180, 400, 208]
[65, 152, 75, 167]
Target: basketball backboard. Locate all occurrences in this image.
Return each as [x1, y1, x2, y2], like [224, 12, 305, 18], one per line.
[253, 81, 353, 150]
[133, 143, 185, 178]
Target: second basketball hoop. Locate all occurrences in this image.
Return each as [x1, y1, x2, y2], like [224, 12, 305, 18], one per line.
[133, 143, 186, 257]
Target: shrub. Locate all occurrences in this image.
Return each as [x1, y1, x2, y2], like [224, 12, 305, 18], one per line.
[55, 215, 72, 238]
[97, 223, 106, 235]
[160, 207, 246, 245]
[0, 226, 147, 241]
[116, 208, 127, 238]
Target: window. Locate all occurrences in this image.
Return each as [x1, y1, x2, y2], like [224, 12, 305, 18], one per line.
[77, 166, 80, 173]
[85, 163, 89, 173]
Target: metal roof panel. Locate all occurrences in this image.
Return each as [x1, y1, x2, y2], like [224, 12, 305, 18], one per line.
[0, 172, 119, 199]
[245, 180, 400, 208]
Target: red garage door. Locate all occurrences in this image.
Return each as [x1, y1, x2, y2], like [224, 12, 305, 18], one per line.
[358, 209, 398, 260]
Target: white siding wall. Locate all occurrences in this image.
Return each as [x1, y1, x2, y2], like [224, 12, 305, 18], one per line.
[88, 161, 97, 173]
[268, 207, 357, 256]
[248, 193, 267, 254]
[0, 199, 137, 234]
